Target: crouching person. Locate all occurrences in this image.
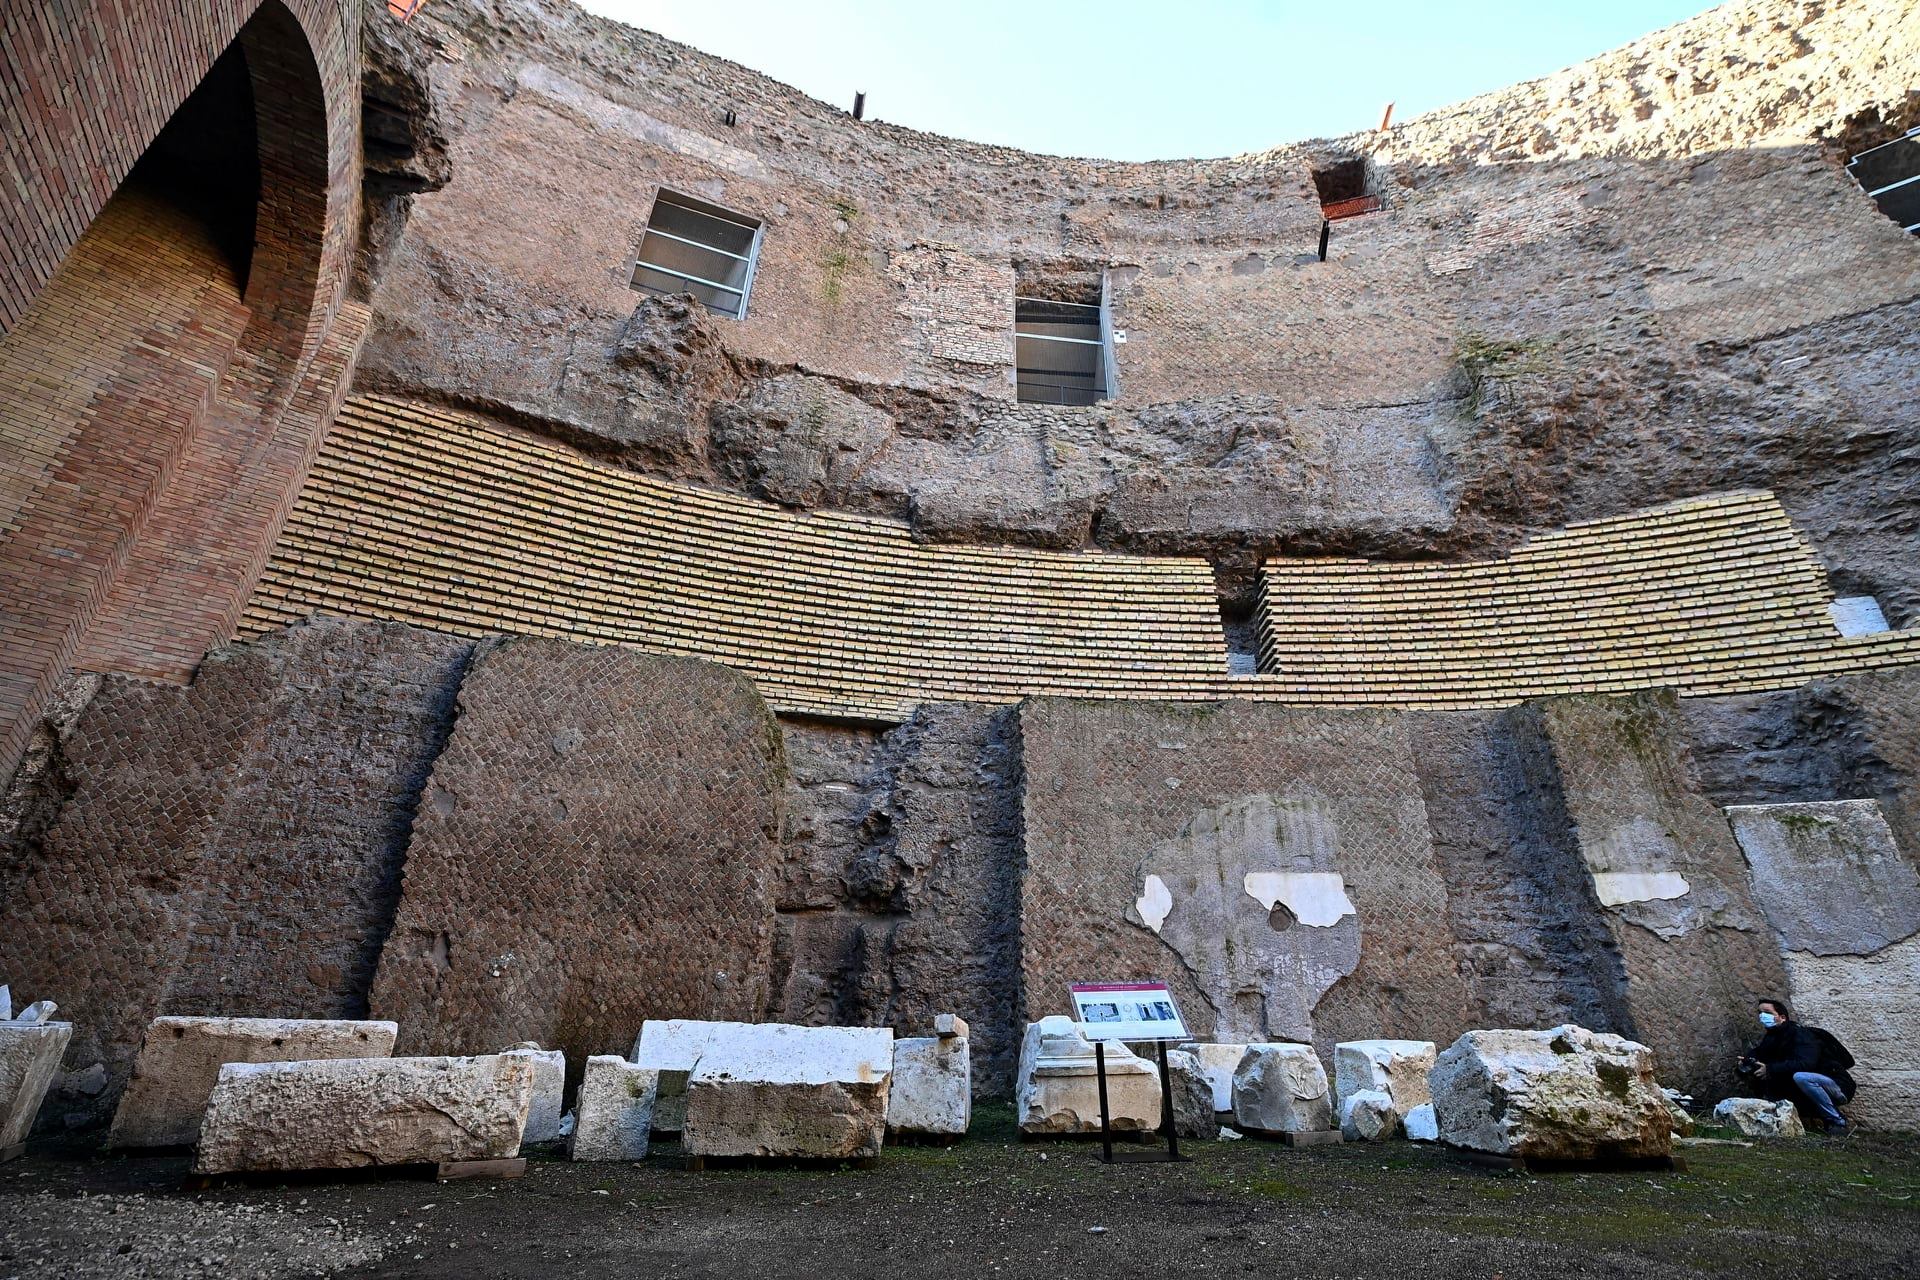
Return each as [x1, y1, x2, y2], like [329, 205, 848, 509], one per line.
[1737, 997, 1857, 1135]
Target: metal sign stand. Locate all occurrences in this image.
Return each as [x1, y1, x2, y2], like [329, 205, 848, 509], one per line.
[1094, 1040, 1189, 1164]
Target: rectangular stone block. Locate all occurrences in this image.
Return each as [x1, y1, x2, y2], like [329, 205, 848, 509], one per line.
[1232, 1043, 1332, 1135]
[680, 1023, 892, 1160]
[0, 1022, 73, 1147]
[502, 1047, 567, 1146]
[887, 1024, 971, 1138]
[633, 1019, 735, 1135]
[1016, 1017, 1160, 1135]
[569, 1055, 658, 1162]
[1333, 1039, 1436, 1111]
[193, 1054, 535, 1175]
[108, 1016, 398, 1149]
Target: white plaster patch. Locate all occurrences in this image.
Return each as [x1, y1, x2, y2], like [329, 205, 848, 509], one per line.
[1242, 872, 1356, 928]
[516, 65, 770, 180]
[1135, 874, 1173, 933]
[1828, 595, 1890, 637]
[1591, 870, 1690, 906]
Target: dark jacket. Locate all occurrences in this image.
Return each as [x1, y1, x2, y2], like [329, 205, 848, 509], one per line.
[1747, 1022, 1857, 1100]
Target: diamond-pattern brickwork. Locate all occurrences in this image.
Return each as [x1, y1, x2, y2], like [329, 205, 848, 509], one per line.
[368, 638, 786, 1073]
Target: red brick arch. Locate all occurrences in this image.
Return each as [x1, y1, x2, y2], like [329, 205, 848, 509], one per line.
[0, 0, 369, 777]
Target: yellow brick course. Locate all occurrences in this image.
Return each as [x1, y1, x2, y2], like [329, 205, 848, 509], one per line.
[240, 395, 1920, 721]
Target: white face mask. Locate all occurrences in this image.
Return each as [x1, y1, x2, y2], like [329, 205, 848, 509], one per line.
[1759, 1012, 1779, 1027]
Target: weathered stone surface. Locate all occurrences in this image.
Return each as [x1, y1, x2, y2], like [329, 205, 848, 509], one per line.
[1176, 1042, 1248, 1113]
[1712, 1097, 1805, 1139]
[1543, 693, 1790, 1098]
[0, 1022, 72, 1147]
[1662, 1088, 1696, 1136]
[1403, 1102, 1439, 1142]
[1780, 932, 1920, 1132]
[193, 1054, 535, 1174]
[1430, 1025, 1672, 1160]
[371, 642, 785, 1069]
[1232, 1043, 1333, 1135]
[773, 707, 1023, 1096]
[1334, 1040, 1436, 1112]
[502, 1047, 567, 1146]
[569, 1055, 657, 1162]
[1166, 1049, 1219, 1140]
[1727, 800, 1920, 957]
[681, 1023, 893, 1160]
[1339, 1089, 1399, 1141]
[632, 1019, 735, 1135]
[0, 619, 471, 1125]
[108, 1017, 399, 1150]
[887, 1018, 971, 1138]
[1015, 1017, 1160, 1135]
[1019, 699, 1468, 1058]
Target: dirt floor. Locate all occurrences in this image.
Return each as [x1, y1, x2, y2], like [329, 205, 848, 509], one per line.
[4, 1108, 1916, 1279]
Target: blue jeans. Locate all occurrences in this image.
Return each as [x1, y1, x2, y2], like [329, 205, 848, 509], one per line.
[1792, 1071, 1848, 1126]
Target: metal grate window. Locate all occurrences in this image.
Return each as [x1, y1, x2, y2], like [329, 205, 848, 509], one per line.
[630, 190, 764, 319]
[1848, 130, 1920, 236]
[1015, 297, 1108, 406]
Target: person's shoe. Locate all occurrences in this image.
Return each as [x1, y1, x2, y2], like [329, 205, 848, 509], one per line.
[1827, 1119, 1853, 1139]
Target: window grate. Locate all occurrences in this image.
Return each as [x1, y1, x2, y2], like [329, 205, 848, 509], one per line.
[1847, 130, 1920, 235]
[631, 190, 765, 318]
[1015, 295, 1108, 406]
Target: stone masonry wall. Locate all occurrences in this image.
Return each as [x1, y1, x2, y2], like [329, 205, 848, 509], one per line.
[369, 639, 786, 1076]
[0, 618, 468, 1126]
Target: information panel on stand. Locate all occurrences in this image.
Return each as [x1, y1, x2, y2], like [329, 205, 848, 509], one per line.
[1069, 982, 1189, 1042]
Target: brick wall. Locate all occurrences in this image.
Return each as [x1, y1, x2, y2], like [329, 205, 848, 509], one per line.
[0, 0, 369, 779]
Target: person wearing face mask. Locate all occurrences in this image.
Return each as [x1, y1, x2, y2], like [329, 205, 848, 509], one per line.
[1735, 998, 1856, 1135]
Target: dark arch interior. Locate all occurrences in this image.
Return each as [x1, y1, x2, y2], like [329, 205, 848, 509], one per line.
[124, 39, 260, 291]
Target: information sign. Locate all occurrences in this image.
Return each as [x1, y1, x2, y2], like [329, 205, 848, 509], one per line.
[1069, 981, 1189, 1043]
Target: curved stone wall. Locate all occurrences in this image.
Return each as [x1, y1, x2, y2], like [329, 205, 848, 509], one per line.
[244, 394, 1920, 720]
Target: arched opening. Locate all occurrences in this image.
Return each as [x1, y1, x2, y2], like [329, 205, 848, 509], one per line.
[0, 1, 337, 778]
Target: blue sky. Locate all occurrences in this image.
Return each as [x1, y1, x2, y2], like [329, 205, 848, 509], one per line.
[581, 1, 1713, 161]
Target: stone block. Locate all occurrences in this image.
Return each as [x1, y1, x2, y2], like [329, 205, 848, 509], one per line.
[1403, 1102, 1439, 1142]
[1176, 1042, 1248, 1113]
[887, 1019, 971, 1139]
[1334, 1039, 1436, 1111]
[1016, 1017, 1160, 1135]
[1232, 1043, 1332, 1135]
[0, 1022, 73, 1147]
[680, 1023, 893, 1160]
[1166, 1049, 1219, 1140]
[1726, 800, 1920, 955]
[633, 1019, 736, 1135]
[1340, 1089, 1399, 1141]
[193, 1054, 535, 1175]
[108, 1017, 398, 1150]
[502, 1046, 567, 1146]
[1711, 1097, 1805, 1138]
[1430, 1025, 1672, 1160]
[569, 1055, 658, 1162]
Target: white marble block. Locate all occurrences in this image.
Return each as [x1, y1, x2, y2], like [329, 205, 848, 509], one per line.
[569, 1055, 658, 1161]
[108, 1017, 398, 1149]
[1711, 1097, 1806, 1138]
[1015, 1016, 1160, 1135]
[1430, 1025, 1671, 1160]
[1232, 1043, 1332, 1135]
[633, 1019, 735, 1135]
[1176, 1042, 1249, 1113]
[1403, 1102, 1439, 1142]
[1334, 1039, 1436, 1111]
[193, 1054, 534, 1175]
[0, 1021, 73, 1148]
[1339, 1089, 1399, 1141]
[680, 1022, 893, 1160]
[887, 1014, 971, 1139]
[501, 1046, 567, 1145]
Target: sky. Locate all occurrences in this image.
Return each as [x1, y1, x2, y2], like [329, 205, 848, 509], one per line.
[580, 1, 1714, 161]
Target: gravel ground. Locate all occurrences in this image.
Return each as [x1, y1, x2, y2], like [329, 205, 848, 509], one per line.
[3, 1109, 1915, 1280]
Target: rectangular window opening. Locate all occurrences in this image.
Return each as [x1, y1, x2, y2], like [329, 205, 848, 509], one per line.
[1847, 129, 1920, 235]
[631, 189, 764, 319]
[1015, 293, 1111, 406]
